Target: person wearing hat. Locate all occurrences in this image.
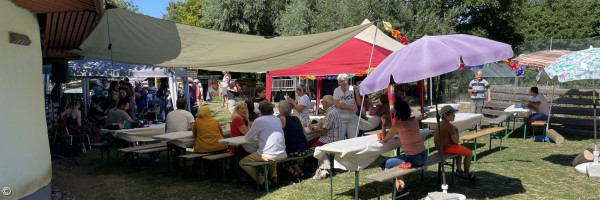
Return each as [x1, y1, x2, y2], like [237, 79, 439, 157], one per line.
[433, 105, 477, 181]
[192, 106, 228, 153]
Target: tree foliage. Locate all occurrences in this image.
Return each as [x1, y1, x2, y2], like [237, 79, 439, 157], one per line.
[200, 0, 287, 35]
[106, 0, 141, 13]
[163, 0, 207, 27]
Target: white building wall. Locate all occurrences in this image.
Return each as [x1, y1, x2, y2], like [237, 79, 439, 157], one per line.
[0, 0, 52, 199]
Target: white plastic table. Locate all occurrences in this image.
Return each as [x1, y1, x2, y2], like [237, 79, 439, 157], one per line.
[421, 113, 482, 133]
[314, 130, 433, 200]
[504, 104, 531, 140]
[101, 124, 165, 142]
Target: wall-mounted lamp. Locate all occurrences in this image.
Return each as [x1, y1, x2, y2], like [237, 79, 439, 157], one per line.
[9, 32, 31, 46]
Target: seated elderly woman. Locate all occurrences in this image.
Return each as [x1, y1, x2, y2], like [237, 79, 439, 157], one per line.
[239, 101, 287, 187]
[192, 106, 228, 153]
[278, 100, 310, 180]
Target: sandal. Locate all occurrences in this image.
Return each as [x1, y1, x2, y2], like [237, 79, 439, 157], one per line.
[456, 170, 478, 181]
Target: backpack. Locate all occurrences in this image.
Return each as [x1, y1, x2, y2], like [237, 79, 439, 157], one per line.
[233, 82, 242, 96]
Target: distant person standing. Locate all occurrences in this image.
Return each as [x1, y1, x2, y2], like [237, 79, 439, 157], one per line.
[226, 79, 238, 114]
[220, 71, 231, 108]
[188, 77, 198, 118]
[468, 69, 491, 130]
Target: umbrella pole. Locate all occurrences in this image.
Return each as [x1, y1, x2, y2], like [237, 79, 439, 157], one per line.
[433, 81, 448, 192]
[355, 20, 379, 136]
[546, 85, 554, 132]
[594, 78, 598, 164]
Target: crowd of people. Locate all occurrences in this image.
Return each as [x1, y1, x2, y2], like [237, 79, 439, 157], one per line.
[58, 70, 553, 198]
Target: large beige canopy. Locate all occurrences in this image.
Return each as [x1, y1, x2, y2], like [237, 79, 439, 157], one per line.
[73, 8, 371, 72]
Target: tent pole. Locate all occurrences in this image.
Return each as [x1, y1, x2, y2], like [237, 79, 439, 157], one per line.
[355, 20, 379, 137]
[546, 84, 554, 132]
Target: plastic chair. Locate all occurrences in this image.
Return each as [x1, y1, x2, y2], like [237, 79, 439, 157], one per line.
[61, 119, 91, 151]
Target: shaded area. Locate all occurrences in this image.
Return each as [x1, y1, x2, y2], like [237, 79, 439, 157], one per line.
[542, 154, 578, 167]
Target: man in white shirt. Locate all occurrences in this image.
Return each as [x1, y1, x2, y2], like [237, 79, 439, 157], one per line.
[239, 101, 287, 187]
[525, 87, 549, 129]
[165, 98, 195, 168]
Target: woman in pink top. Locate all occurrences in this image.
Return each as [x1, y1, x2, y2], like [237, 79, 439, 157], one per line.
[379, 100, 426, 199]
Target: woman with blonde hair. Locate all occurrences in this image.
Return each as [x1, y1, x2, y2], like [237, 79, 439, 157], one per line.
[230, 101, 253, 155]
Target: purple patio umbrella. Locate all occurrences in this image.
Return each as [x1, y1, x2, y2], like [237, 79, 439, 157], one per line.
[359, 34, 513, 95]
[358, 34, 512, 196]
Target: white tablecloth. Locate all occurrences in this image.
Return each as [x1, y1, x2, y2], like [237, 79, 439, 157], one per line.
[101, 124, 165, 142]
[153, 127, 232, 148]
[310, 115, 381, 131]
[425, 104, 460, 117]
[422, 113, 482, 133]
[503, 105, 530, 117]
[313, 129, 433, 171]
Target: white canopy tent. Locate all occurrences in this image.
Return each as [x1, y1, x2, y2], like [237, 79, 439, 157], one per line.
[68, 57, 187, 117]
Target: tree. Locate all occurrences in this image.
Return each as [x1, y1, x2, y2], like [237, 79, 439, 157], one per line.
[163, 0, 207, 27]
[106, 0, 141, 13]
[202, 0, 287, 35]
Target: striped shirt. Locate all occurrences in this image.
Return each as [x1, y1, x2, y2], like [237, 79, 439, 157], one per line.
[320, 106, 343, 144]
[468, 79, 490, 100]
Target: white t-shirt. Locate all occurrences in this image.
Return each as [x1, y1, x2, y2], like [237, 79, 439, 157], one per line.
[333, 86, 356, 115]
[531, 94, 550, 116]
[244, 115, 287, 159]
[165, 110, 195, 133]
[296, 94, 310, 123]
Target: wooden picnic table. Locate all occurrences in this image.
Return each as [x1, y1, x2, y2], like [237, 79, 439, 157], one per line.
[101, 124, 165, 142]
[314, 130, 433, 200]
[504, 104, 531, 140]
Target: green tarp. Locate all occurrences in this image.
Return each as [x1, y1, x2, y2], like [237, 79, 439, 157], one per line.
[73, 8, 371, 72]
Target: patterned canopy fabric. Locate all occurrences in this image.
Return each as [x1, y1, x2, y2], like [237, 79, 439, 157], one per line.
[513, 50, 572, 67]
[545, 48, 600, 82]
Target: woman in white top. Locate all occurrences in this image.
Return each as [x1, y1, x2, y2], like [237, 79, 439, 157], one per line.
[333, 73, 360, 139]
[287, 84, 311, 124]
[220, 71, 230, 108]
[239, 101, 287, 187]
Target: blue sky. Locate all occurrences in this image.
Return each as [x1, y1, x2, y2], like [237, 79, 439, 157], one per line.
[135, 0, 171, 18]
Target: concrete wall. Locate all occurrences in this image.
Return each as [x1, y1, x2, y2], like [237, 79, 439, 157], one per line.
[0, 0, 52, 199]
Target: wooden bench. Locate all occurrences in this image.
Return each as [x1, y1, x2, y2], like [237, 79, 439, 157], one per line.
[197, 152, 235, 182]
[242, 148, 315, 193]
[365, 153, 458, 199]
[459, 127, 506, 162]
[116, 142, 167, 162]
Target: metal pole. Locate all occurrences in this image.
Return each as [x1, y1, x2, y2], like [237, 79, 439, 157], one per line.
[356, 20, 379, 137]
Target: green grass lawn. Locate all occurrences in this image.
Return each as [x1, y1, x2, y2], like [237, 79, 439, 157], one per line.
[51, 106, 600, 199]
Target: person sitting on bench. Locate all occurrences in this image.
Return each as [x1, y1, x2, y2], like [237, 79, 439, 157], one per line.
[433, 105, 477, 181]
[524, 87, 549, 130]
[379, 100, 426, 199]
[239, 101, 287, 187]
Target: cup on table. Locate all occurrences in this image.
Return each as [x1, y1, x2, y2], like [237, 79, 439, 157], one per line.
[377, 132, 382, 140]
[148, 120, 153, 125]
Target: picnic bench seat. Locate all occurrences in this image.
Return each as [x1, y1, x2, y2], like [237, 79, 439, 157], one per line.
[242, 148, 315, 192]
[459, 127, 506, 162]
[365, 153, 458, 199]
[197, 152, 235, 182]
[531, 121, 548, 141]
[116, 142, 167, 161]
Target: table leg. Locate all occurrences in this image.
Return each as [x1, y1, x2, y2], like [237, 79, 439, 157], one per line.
[473, 139, 477, 162]
[329, 153, 334, 200]
[524, 118, 527, 140]
[355, 171, 359, 200]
